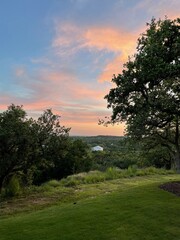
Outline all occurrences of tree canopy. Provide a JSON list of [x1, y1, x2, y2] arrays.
[[0, 105, 92, 192], [105, 17, 180, 171], [0, 105, 33, 187]]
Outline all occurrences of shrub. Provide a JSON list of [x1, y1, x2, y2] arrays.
[[105, 167, 121, 180], [46, 180, 61, 188], [64, 178, 80, 187], [127, 166, 137, 177], [4, 175, 21, 197]]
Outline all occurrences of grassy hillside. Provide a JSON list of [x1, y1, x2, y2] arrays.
[[0, 174, 180, 240]]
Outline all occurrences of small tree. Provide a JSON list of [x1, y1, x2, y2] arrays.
[[27, 109, 71, 185], [0, 106, 71, 191], [105, 17, 180, 171], [0, 105, 35, 192]]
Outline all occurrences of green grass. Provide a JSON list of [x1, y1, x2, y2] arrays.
[[60, 167, 175, 186], [0, 168, 175, 216], [0, 174, 180, 240]]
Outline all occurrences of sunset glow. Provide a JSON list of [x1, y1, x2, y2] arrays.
[[0, 0, 179, 136]]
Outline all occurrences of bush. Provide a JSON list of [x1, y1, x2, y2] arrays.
[[4, 175, 21, 197], [127, 166, 137, 177], [105, 167, 121, 180], [45, 180, 61, 188], [64, 178, 80, 187]]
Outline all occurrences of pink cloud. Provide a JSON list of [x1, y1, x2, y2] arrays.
[[84, 27, 136, 52], [3, 21, 140, 136], [4, 67, 114, 133], [52, 22, 138, 82], [1, 22, 136, 135], [35, 69, 107, 103], [66, 121, 125, 136], [53, 22, 137, 53]]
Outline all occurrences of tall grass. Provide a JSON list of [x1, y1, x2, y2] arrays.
[[58, 167, 175, 187], [16, 167, 175, 194]]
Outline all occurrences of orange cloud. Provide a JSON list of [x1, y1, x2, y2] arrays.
[[84, 27, 136, 52], [84, 27, 138, 82], [52, 23, 138, 82], [63, 121, 125, 136], [36, 69, 107, 103], [53, 22, 137, 53], [98, 55, 123, 83], [3, 21, 139, 136], [2, 22, 137, 136]]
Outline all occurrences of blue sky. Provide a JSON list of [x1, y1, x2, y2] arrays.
[[0, 0, 179, 135]]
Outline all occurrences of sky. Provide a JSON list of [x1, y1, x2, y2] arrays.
[[0, 0, 179, 136]]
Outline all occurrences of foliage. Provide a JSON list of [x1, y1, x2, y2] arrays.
[[72, 135, 124, 151], [139, 136, 172, 169], [105, 17, 180, 171], [34, 138, 93, 185], [76, 136, 172, 170], [3, 175, 22, 197], [0, 105, 36, 192], [89, 137, 142, 170], [62, 139, 92, 175], [0, 105, 92, 191], [30, 108, 71, 184], [91, 151, 137, 170], [44, 180, 61, 188]]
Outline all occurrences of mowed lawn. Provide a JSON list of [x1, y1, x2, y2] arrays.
[[0, 175, 180, 240]]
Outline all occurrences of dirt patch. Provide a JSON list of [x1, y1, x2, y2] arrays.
[[159, 181, 180, 197]]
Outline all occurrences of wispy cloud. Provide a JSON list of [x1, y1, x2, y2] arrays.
[[135, 0, 180, 19], [1, 19, 141, 135], [11, 65, 111, 124], [53, 22, 136, 53], [52, 22, 138, 82], [3, 0, 179, 135]]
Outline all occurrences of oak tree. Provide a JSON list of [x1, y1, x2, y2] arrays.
[[105, 18, 180, 171]]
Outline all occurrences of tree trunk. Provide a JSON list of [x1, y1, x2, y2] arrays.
[[174, 117, 180, 173], [174, 149, 180, 173]]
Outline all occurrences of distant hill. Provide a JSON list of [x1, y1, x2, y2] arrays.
[[70, 135, 125, 150]]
